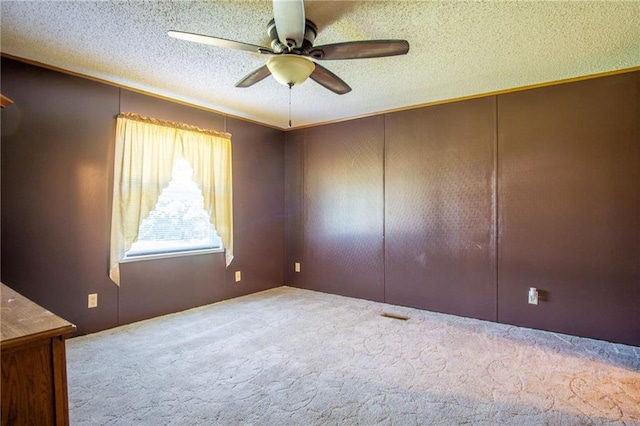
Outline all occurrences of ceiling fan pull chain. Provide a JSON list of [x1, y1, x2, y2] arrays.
[[288, 83, 293, 128]]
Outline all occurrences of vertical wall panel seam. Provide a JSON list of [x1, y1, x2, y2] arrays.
[[301, 129, 306, 272], [494, 95, 499, 323], [282, 132, 287, 285], [382, 115, 387, 303], [636, 72, 640, 338]]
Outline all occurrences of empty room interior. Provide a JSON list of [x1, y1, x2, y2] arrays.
[[1, 1, 638, 424]]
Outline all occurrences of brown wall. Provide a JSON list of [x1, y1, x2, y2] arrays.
[[1, 58, 285, 334], [2, 56, 637, 346], [2, 59, 120, 334], [285, 118, 385, 301], [497, 72, 639, 344], [285, 71, 639, 346], [385, 97, 497, 321]]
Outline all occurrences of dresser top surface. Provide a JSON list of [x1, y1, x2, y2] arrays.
[[1, 283, 76, 348]]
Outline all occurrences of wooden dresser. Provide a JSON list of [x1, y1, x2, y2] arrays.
[[1, 283, 76, 425]]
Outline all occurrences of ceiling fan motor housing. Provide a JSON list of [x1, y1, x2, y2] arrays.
[[267, 19, 317, 54]]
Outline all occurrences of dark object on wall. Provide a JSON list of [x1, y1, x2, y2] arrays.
[[0, 94, 13, 108]]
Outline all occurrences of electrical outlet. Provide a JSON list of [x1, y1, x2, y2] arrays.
[[88, 293, 98, 308], [235, 271, 241, 282], [295, 262, 301, 273], [528, 287, 538, 305]]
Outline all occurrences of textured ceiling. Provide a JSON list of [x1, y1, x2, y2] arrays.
[[1, 1, 639, 129]]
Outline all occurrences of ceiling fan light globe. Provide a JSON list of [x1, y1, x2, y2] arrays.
[[267, 55, 315, 87]]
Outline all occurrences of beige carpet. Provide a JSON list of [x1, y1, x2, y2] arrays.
[[67, 286, 640, 425]]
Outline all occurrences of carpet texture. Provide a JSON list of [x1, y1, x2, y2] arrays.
[[67, 286, 640, 425]]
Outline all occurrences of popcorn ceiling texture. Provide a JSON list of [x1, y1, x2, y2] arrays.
[[1, 1, 638, 129]]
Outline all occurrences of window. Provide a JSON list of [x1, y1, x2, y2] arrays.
[[124, 159, 223, 258], [109, 113, 233, 285]]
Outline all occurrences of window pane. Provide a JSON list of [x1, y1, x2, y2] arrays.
[[125, 158, 222, 257]]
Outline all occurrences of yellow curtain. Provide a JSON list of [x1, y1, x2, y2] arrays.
[[109, 113, 233, 285]]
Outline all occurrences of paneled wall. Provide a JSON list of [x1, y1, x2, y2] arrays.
[[385, 97, 497, 321], [497, 73, 639, 344], [286, 71, 639, 346], [2, 59, 120, 334], [1, 56, 637, 345], [1, 58, 285, 334], [285, 118, 385, 301]]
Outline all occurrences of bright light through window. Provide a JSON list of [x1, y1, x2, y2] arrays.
[[125, 158, 222, 258]]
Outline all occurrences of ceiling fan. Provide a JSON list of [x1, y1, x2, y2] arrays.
[[168, 0, 410, 95]]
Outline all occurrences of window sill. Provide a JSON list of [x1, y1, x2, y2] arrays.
[[120, 247, 224, 264]]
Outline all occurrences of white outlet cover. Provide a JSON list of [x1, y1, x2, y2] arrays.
[[88, 293, 98, 308]]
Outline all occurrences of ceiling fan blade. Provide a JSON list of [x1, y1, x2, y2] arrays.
[[235, 65, 272, 88], [309, 63, 351, 95], [308, 40, 409, 60], [273, 0, 305, 49], [168, 30, 272, 54]]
